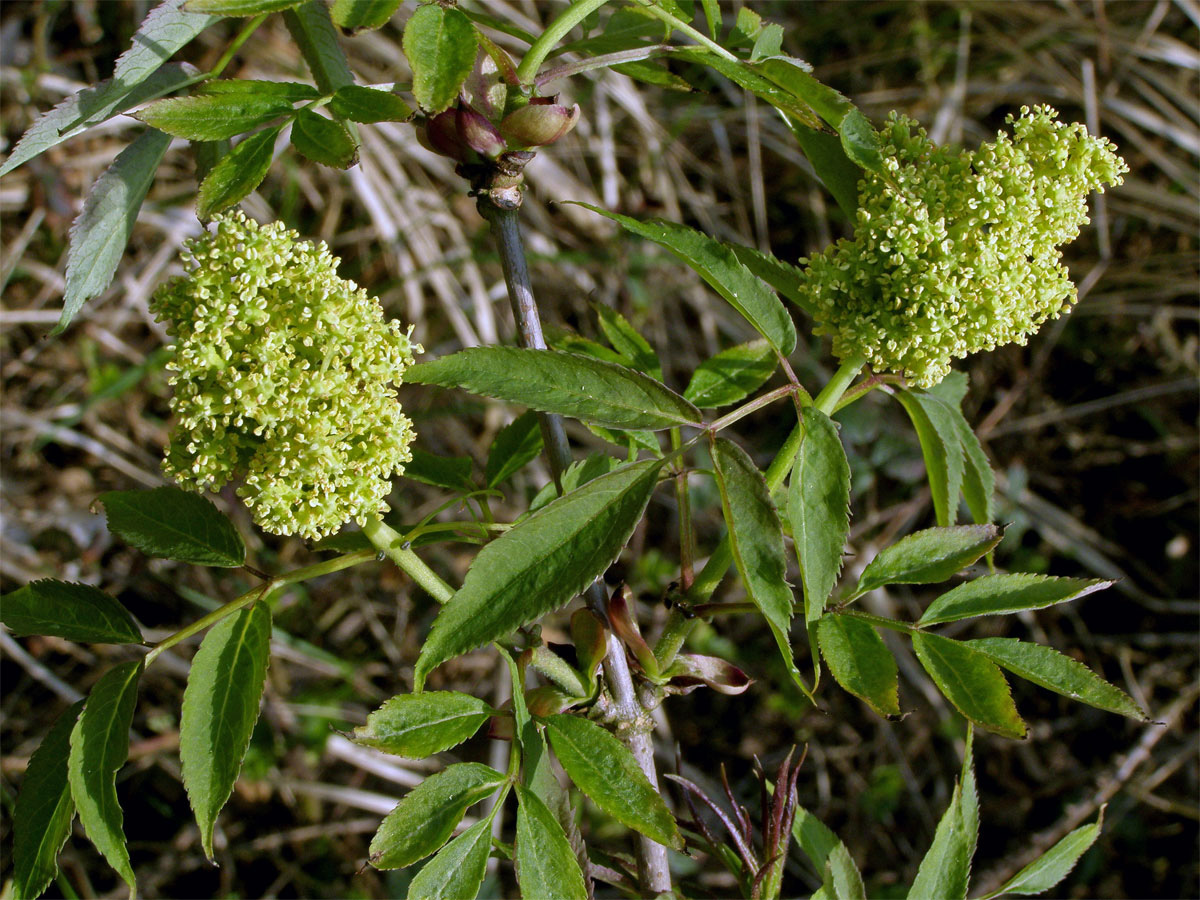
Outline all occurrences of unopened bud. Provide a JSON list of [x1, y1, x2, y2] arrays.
[[418, 110, 467, 160], [499, 101, 581, 148], [456, 104, 507, 159]]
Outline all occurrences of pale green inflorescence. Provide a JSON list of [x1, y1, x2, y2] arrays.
[[151, 212, 419, 540], [799, 105, 1128, 387]]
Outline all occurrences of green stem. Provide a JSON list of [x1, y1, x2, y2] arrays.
[[836, 608, 917, 635], [209, 14, 268, 79], [814, 354, 866, 415], [633, 0, 738, 60], [362, 517, 456, 605], [143, 549, 373, 666], [516, 0, 612, 84], [707, 384, 797, 434], [670, 428, 695, 591]]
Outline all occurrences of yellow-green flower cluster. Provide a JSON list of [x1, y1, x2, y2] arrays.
[[151, 212, 419, 539], [799, 106, 1127, 387]]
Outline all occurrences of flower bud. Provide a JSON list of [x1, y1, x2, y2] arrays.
[[456, 103, 507, 159], [499, 101, 581, 148], [418, 109, 467, 161]]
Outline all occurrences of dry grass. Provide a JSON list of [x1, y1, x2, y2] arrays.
[[1, 1, 1196, 897]]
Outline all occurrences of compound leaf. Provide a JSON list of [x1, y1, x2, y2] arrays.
[[403, 3, 478, 113], [196, 124, 282, 218], [912, 633, 1026, 739], [98, 486, 245, 567], [329, 84, 413, 122], [406, 816, 492, 900], [289, 108, 358, 168], [1, 580, 142, 644], [683, 339, 777, 409], [351, 691, 493, 759], [789, 406, 850, 617], [486, 410, 543, 488], [920, 574, 1113, 626], [284, 1, 355, 93], [984, 814, 1103, 899], [853, 525, 1002, 598], [515, 784, 588, 900], [134, 92, 294, 140], [817, 613, 899, 717]]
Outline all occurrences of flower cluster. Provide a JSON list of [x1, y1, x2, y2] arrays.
[[798, 105, 1128, 387], [151, 212, 419, 539]]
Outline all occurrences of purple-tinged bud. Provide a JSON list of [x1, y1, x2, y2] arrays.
[[499, 101, 581, 148], [418, 110, 467, 160], [456, 103, 507, 159]]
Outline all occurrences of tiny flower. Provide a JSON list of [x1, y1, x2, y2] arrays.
[[796, 106, 1128, 387], [499, 99, 581, 148], [151, 212, 420, 540]]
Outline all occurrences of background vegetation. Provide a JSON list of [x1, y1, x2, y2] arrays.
[[1, 1, 1196, 897]]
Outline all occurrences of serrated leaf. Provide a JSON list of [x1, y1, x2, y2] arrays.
[[674, 49, 822, 131], [352, 691, 493, 758], [196, 124, 281, 218], [180, 603, 271, 860], [570, 204, 796, 356], [408, 348, 701, 430], [711, 438, 810, 696], [529, 453, 621, 512], [546, 327, 628, 365], [825, 841, 867, 900], [284, 1, 355, 94], [98, 486, 246, 566], [854, 525, 1002, 598], [790, 406, 850, 619], [985, 815, 1103, 898], [406, 448, 473, 491], [329, 84, 413, 122], [952, 412, 995, 526], [68, 660, 143, 896], [1, 580, 142, 644], [515, 784, 589, 900], [0, 63, 196, 178], [817, 614, 899, 717], [57, 127, 170, 335], [907, 730, 978, 900], [369, 763, 505, 869], [895, 390, 964, 528], [683, 339, 777, 409], [415, 459, 664, 687], [792, 804, 840, 875], [486, 411, 543, 488], [290, 108, 358, 167], [135, 93, 295, 140], [786, 121, 862, 219], [185, 0, 302, 13], [725, 242, 818, 318], [968, 638, 1147, 721], [13, 700, 85, 900], [920, 575, 1113, 626], [403, 3, 478, 114], [407, 816, 492, 900], [912, 632, 1026, 739], [593, 303, 662, 380], [544, 714, 682, 849], [196, 79, 320, 102], [332, 0, 402, 32], [112, 0, 218, 91]]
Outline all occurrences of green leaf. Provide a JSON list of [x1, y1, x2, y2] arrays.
[[825, 841, 867, 900], [907, 730, 978, 900], [351, 691, 493, 758], [546, 327, 628, 365], [180, 603, 271, 860], [985, 814, 1103, 898], [514, 785, 589, 900], [725, 242, 817, 318], [408, 348, 701, 430], [817, 614, 899, 717], [1, 580, 142, 644], [0, 63, 196, 178], [68, 660, 143, 896], [12, 700, 84, 900], [406, 816, 492, 900], [755, 57, 884, 174], [912, 632, 1026, 739], [405, 448, 474, 491], [919, 574, 1114, 626], [593, 303, 662, 380], [284, 1, 356, 94], [196, 79, 320, 102], [98, 486, 246, 567], [791, 804, 839, 875], [683, 339, 777, 409], [415, 459, 664, 687], [950, 411, 995, 525], [699, 0, 720, 38], [528, 452, 621, 512], [544, 714, 682, 849], [369, 763, 505, 869], [711, 438, 810, 696], [57, 127, 171, 335], [329, 84, 413, 122], [968, 638, 1147, 721], [185, 0, 302, 13], [786, 120, 862, 219], [196, 124, 282, 218], [570, 204, 797, 356], [134, 93, 294, 140], [403, 3, 478, 114], [289, 108, 359, 168], [853, 525, 1002, 598], [674, 49, 822, 131], [486, 411, 543, 488], [789, 406, 850, 618], [332, 0, 402, 32], [112, 0, 219, 93], [895, 390, 964, 528]]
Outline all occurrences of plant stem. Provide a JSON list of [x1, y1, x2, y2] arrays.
[[814, 354, 867, 415], [479, 199, 672, 895], [708, 384, 797, 433], [516, 0, 612, 85], [362, 517, 456, 605], [144, 549, 374, 666], [670, 428, 695, 591], [209, 14, 268, 79], [633, 0, 739, 61]]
